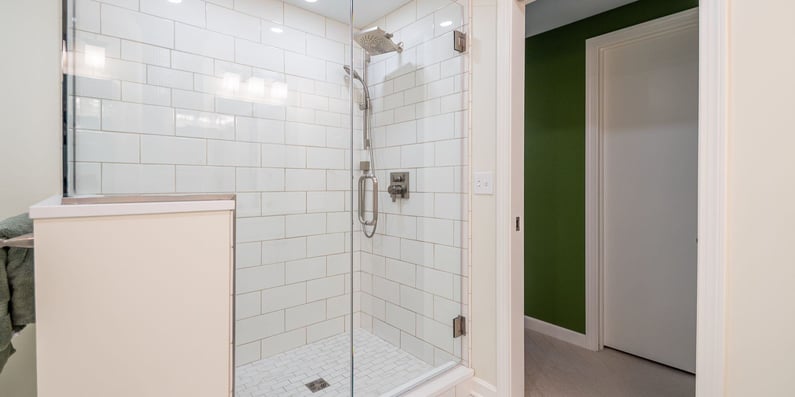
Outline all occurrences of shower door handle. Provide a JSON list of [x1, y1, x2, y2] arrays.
[[358, 175, 379, 227]]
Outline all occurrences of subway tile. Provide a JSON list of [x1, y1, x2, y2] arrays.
[[325, 19, 348, 43], [416, 167, 455, 193], [386, 121, 417, 146], [234, 0, 283, 23], [75, 76, 121, 100], [401, 142, 435, 168], [285, 169, 326, 191], [416, 267, 454, 300], [235, 39, 285, 72], [286, 256, 326, 284], [417, 217, 455, 246], [215, 97, 253, 116], [400, 239, 435, 267], [236, 193, 262, 218], [434, 245, 462, 275], [262, 237, 307, 265], [74, 162, 102, 195], [417, 113, 455, 142], [307, 317, 345, 343], [175, 22, 234, 61], [102, 164, 175, 194], [401, 332, 436, 365], [326, 170, 350, 191], [261, 21, 306, 53], [74, 0, 100, 33], [172, 89, 214, 112], [260, 329, 305, 359], [384, 1, 417, 32], [326, 253, 350, 276], [147, 65, 193, 90], [121, 40, 170, 67], [306, 35, 344, 64], [285, 213, 326, 238], [284, 52, 326, 81], [386, 302, 416, 333], [141, 135, 205, 165], [306, 233, 345, 257], [386, 214, 417, 240], [285, 122, 326, 147], [76, 131, 139, 163], [434, 296, 460, 323], [236, 117, 285, 144], [207, 140, 260, 166], [434, 3, 465, 36], [435, 139, 463, 166], [261, 192, 306, 216], [385, 259, 417, 287], [416, 316, 454, 353], [261, 144, 305, 168], [237, 242, 261, 269], [101, 5, 174, 48], [306, 147, 345, 170], [401, 192, 435, 217], [76, 97, 102, 130], [140, 0, 206, 27], [235, 263, 284, 294], [261, 283, 306, 313], [235, 311, 284, 344], [171, 51, 214, 75], [236, 292, 261, 320], [122, 82, 171, 106], [237, 216, 286, 243], [434, 192, 463, 220], [306, 275, 345, 302], [306, 192, 345, 213], [175, 165, 235, 192], [373, 319, 400, 347], [75, 30, 121, 59], [283, 4, 325, 37], [372, 276, 400, 304], [175, 109, 235, 140], [236, 167, 285, 192], [234, 341, 260, 366], [400, 285, 435, 314], [102, 100, 174, 135], [285, 301, 325, 330], [207, 4, 260, 42]]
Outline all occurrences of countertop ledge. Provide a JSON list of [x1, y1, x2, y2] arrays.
[[30, 195, 236, 219]]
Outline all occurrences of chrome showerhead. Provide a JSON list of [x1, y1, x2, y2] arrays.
[[355, 27, 404, 56]]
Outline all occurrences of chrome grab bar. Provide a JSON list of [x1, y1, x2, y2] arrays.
[[358, 174, 379, 227], [1, 233, 34, 249]]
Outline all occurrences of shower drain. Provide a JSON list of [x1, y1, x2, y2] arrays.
[[305, 378, 330, 393]]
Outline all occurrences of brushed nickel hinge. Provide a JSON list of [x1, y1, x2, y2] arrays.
[[454, 30, 467, 53], [453, 315, 467, 338], [516, 216, 521, 231]]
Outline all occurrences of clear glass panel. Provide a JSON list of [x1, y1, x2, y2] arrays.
[[64, 0, 467, 395], [351, 0, 468, 394]]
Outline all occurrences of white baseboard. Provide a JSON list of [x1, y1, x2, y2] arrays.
[[524, 315, 594, 350]]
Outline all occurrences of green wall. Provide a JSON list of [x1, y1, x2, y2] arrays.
[[524, 0, 699, 333]]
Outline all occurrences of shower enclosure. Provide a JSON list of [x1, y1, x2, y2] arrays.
[[63, 0, 469, 394]]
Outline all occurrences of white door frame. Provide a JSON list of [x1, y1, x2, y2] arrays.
[[585, 7, 699, 352], [496, 1, 526, 396], [514, 1, 728, 396]]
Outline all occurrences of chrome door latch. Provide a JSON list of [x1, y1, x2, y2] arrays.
[[387, 172, 410, 202]]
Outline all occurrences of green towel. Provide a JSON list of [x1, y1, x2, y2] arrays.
[[0, 213, 34, 373]]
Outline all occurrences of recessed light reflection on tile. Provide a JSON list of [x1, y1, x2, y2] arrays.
[[270, 27, 284, 34], [440, 21, 453, 28], [270, 82, 288, 100], [168, 0, 182, 3], [84, 44, 106, 69]]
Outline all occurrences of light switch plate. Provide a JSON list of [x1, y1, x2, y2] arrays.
[[474, 172, 494, 195]]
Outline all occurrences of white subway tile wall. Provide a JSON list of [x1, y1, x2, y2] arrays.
[[356, 0, 470, 369], [70, 0, 469, 380]]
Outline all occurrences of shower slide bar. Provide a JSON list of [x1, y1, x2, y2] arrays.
[[1, 233, 34, 249]]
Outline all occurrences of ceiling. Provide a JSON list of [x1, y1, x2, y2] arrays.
[[283, 0, 414, 28], [525, 0, 639, 37]]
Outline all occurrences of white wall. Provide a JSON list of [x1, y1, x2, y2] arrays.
[[725, 0, 795, 395], [0, 1, 62, 396], [469, 0, 498, 386]]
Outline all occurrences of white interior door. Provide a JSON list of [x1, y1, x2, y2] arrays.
[[601, 17, 698, 373]]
